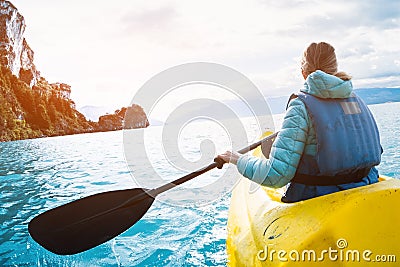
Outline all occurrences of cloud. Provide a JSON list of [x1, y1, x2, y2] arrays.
[[121, 5, 178, 33], [11, 0, 400, 108], [258, 0, 316, 8], [269, 0, 399, 39], [254, 0, 400, 93], [353, 75, 400, 88], [340, 42, 375, 59], [356, 0, 400, 29]]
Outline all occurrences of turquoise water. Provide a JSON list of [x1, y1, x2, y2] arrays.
[[0, 102, 399, 266], [370, 103, 400, 178]]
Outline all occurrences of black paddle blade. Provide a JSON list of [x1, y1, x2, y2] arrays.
[[28, 188, 154, 255]]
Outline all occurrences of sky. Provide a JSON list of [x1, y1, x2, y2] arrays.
[[11, 0, 400, 111]]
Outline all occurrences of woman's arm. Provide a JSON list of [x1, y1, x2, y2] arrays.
[[236, 98, 310, 188]]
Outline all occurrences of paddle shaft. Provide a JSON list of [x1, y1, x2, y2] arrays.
[[52, 131, 278, 229], [149, 131, 278, 196]]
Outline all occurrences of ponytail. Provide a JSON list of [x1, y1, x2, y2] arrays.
[[301, 42, 351, 81]]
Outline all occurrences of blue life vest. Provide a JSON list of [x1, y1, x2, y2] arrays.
[[291, 92, 382, 186]]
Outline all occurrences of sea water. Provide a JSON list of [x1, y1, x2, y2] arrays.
[[0, 102, 399, 266]]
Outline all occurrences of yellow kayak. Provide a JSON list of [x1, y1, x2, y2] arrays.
[[226, 133, 400, 266]]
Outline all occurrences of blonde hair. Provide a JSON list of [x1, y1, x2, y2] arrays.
[[301, 42, 351, 81]]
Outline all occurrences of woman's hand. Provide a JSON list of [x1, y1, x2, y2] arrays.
[[217, 151, 241, 165]]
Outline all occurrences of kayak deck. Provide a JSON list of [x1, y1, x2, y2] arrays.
[[227, 142, 400, 266]]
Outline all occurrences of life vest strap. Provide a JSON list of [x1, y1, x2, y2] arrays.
[[291, 168, 371, 186]]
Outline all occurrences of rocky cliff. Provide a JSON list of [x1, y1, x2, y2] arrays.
[[0, 0, 39, 87], [97, 105, 149, 132]]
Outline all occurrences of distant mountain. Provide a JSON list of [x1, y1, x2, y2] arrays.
[[266, 96, 290, 114], [148, 118, 164, 126], [266, 88, 400, 114], [79, 88, 400, 127], [78, 106, 115, 122], [142, 88, 400, 126], [353, 88, 400, 105]]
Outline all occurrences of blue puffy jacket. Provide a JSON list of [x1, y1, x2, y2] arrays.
[[236, 70, 380, 202]]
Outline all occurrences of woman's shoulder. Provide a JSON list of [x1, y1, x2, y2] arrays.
[[285, 96, 308, 119]]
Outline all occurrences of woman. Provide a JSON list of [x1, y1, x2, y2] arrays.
[[217, 42, 382, 202]]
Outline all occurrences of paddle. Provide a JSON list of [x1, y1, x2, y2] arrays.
[[28, 132, 278, 255]]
